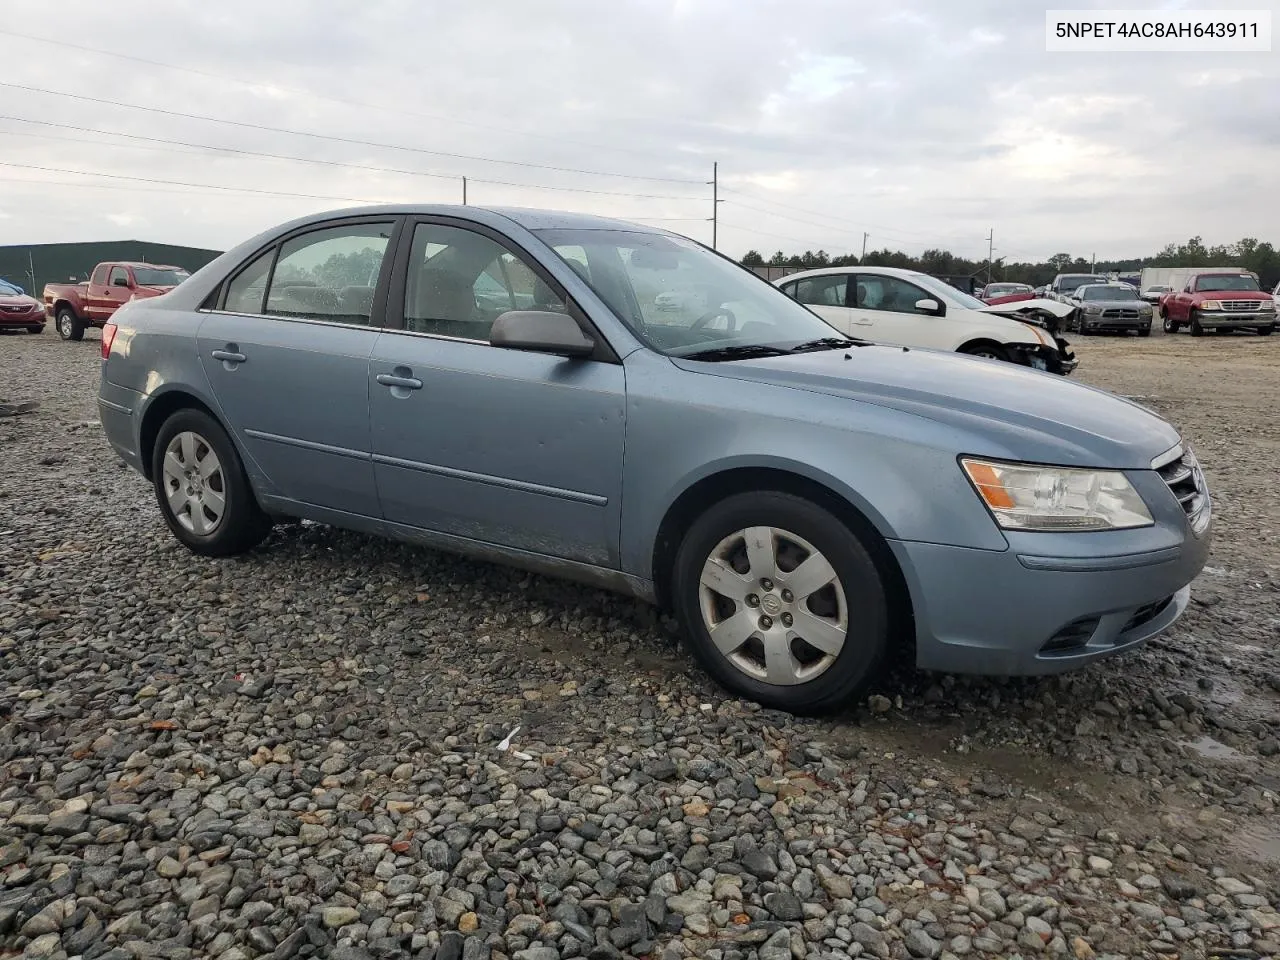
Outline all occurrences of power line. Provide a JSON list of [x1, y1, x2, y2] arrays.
[[0, 165, 710, 224], [722, 198, 938, 250], [0, 117, 708, 201], [0, 81, 705, 185], [0, 28, 691, 166], [720, 186, 986, 245]]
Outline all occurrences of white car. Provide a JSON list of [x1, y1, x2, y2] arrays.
[[776, 266, 1079, 375]]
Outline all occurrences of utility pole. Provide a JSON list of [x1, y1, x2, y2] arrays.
[[462, 177, 467, 205], [1090, 252, 1096, 272], [986, 229, 995, 284], [861, 233, 869, 261], [708, 162, 724, 249]]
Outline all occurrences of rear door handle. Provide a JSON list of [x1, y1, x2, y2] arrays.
[[376, 372, 423, 390], [211, 349, 247, 363]]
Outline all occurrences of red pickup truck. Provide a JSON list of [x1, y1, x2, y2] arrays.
[[1161, 271, 1276, 337], [44, 261, 190, 341]]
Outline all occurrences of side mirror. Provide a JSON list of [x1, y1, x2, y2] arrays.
[[112, 277, 131, 288], [490, 310, 595, 358], [915, 298, 943, 316]]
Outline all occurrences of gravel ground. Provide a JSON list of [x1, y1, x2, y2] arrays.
[[2, 326, 1277, 960]]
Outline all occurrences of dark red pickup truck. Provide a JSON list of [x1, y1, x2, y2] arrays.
[[1161, 272, 1276, 336], [44, 261, 190, 341]]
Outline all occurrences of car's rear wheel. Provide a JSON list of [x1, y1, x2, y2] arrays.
[[56, 308, 84, 341], [959, 342, 1010, 362], [671, 491, 889, 714], [1162, 314, 1178, 334], [151, 408, 270, 557], [1190, 312, 1205, 337]]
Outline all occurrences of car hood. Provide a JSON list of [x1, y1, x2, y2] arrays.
[[672, 345, 1180, 469], [978, 297, 1074, 319], [0, 294, 39, 307]]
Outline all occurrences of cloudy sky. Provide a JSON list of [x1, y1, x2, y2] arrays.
[[0, 0, 1276, 263]]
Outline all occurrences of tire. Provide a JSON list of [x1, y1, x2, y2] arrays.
[[1189, 312, 1204, 337], [27, 325, 44, 334], [959, 342, 1010, 362], [1163, 314, 1179, 334], [151, 408, 271, 557], [1258, 325, 1273, 336], [671, 491, 889, 714], [56, 307, 84, 341], [1138, 326, 1151, 337]]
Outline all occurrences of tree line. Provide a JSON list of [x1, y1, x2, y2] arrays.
[[740, 237, 1280, 289]]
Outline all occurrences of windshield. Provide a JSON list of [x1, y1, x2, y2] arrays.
[[1058, 275, 1106, 293], [534, 228, 844, 357], [0, 280, 22, 296], [907, 273, 988, 310], [133, 267, 190, 286], [1081, 285, 1140, 301], [1194, 274, 1260, 293], [1145, 285, 1170, 293]]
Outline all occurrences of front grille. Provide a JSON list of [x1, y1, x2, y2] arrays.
[[1101, 308, 1140, 319], [1040, 617, 1100, 655], [1221, 300, 1262, 312], [1121, 596, 1174, 634], [1, 304, 33, 314], [1154, 445, 1210, 534]]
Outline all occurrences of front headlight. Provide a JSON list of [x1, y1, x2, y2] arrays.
[[961, 458, 1154, 532], [1084, 305, 1102, 315], [1259, 300, 1275, 311], [1140, 305, 1153, 315], [1199, 300, 1222, 310]]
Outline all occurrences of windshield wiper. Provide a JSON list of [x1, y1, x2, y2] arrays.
[[787, 337, 869, 353], [681, 343, 792, 362]]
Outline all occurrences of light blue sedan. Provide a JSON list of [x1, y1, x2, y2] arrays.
[[97, 206, 1211, 713]]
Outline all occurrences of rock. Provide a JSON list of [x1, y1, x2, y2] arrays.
[[740, 848, 779, 879], [458, 912, 479, 933], [1087, 856, 1112, 875], [323, 906, 361, 929], [1071, 937, 1096, 960], [905, 928, 942, 958], [20, 899, 68, 938], [868, 695, 892, 714], [1215, 877, 1254, 895], [759, 928, 793, 960], [765, 890, 804, 921]]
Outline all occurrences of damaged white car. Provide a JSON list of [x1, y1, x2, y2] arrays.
[[777, 266, 1078, 374]]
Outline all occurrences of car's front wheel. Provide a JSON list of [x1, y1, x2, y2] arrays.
[[1163, 314, 1179, 334], [151, 408, 271, 557], [1190, 311, 1205, 337], [672, 491, 889, 714], [959, 342, 1010, 362], [26, 325, 44, 334], [1258, 325, 1274, 336], [56, 308, 84, 341]]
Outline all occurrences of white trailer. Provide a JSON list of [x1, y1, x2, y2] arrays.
[[1140, 266, 1246, 293]]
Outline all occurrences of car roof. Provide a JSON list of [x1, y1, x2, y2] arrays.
[[262, 204, 667, 235], [116, 262, 186, 270], [776, 265, 931, 281]]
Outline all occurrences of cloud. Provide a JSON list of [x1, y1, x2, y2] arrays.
[[0, 0, 1274, 264]]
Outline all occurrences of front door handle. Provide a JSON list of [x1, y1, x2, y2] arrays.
[[211, 349, 247, 363], [376, 372, 423, 390]]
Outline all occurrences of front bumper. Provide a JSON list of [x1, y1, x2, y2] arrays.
[[0, 311, 44, 326], [1195, 311, 1274, 328], [1082, 317, 1152, 332], [1009, 340, 1078, 376], [890, 502, 1211, 677]]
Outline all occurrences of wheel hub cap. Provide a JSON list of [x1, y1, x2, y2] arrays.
[[698, 525, 849, 687], [161, 431, 226, 536]]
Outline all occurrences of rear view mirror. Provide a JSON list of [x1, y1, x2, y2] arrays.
[[915, 298, 942, 315], [112, 277, 130, 288], [490, 310, 595, 358], [629, 246, 680, 270]]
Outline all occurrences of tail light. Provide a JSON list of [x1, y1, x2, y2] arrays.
[[101, 322, 118, 359]]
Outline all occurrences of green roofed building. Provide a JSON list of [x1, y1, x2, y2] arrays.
[[0, 240, 222, 297]]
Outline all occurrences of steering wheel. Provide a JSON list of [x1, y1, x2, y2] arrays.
[[690, 306, 738, 332]]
